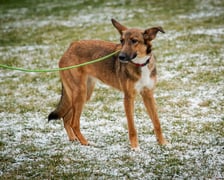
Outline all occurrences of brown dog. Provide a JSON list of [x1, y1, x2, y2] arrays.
[[48, 19, 168, 150]]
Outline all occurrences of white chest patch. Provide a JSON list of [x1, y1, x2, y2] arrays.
[[135, 66, 154, 92], [135, 56, 154, 92]]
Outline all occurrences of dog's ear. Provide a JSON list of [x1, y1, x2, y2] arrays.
[[143, 27, 165, 41], [111, 18, 127, 35]]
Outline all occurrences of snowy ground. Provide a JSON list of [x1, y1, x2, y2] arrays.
[[0, 0, 223, 179]]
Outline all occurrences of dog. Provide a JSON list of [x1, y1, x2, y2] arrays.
[[48, 19, 168, 150]]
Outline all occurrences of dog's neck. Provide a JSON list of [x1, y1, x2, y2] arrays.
[[130, 55, 151, 67]]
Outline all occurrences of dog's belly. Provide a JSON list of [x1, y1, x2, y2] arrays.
[[135, 66, 154, 92]]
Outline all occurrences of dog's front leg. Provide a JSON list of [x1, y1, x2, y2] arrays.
[[124, 92, 139, 150], [140, 88, 168, 145]]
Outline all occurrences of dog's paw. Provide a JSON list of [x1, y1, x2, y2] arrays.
[[159, 138, 169, 145], [88, 141, 97, 146], [69, 137, 78, 142], [160, 139, 172, 148], [131, 146, 141, 152]]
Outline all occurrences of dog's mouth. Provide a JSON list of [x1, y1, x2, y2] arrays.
[[118, 52, 137, 63], [119, 60, 129, 63]]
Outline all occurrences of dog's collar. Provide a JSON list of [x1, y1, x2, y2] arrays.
[[130, 55, 151, 67]]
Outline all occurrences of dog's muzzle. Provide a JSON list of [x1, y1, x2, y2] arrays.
[[118, 52, 137, 63]]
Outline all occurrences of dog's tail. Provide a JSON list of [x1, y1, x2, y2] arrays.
[[48, 84, 69, 121]]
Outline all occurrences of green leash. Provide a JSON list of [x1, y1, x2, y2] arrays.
[[0, 50, 120, 73]]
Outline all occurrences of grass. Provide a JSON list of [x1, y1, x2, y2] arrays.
[[0, 0, 224, 179]]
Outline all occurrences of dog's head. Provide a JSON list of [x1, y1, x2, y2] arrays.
[[111, 18, 164, 63]]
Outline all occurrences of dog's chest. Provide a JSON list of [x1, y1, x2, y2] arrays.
[[135, 66, 154, 92]]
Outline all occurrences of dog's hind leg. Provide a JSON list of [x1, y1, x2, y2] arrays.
[[70, 75, 89, 145], [64, 76, 95, 142], [62, 69, 89, 145], [140, 88, 168, 145], [63, 108, 78, 141], [59, 68, 89, 145]]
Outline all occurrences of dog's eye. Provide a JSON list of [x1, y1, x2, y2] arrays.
[[131, 39, 138, 44], [120, 39, 124, 45]]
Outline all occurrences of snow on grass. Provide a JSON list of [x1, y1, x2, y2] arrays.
[[0, 0, 224, 179], [192, 27, 224, 36]]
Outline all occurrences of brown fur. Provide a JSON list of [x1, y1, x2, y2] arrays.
[[48, 19, 168, 150]]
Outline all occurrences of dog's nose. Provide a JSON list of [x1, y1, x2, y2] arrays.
[[118, 52, 128, 61]]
